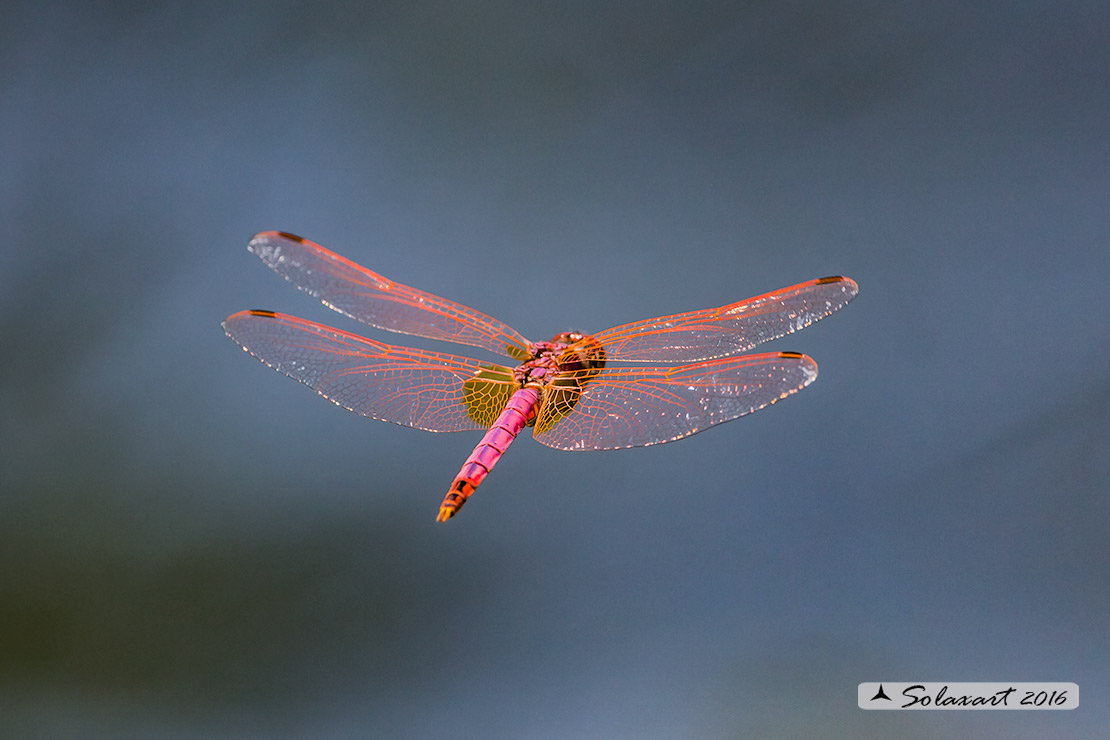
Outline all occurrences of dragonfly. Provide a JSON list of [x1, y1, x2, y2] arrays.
[[223, 232, 858, 521]]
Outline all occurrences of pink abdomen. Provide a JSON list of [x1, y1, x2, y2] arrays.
[[436, 386, 540, 521]]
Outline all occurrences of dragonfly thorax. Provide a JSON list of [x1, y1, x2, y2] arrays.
[[514, 332, 607, 388]]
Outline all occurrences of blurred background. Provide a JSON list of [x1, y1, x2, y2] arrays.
[[2, 1, 1107, 737]]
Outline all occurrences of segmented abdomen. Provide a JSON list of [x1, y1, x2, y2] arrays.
[[437, 386, 540, 521]]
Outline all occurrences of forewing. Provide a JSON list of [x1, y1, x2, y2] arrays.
[[533, 352, 818, 450], [223, 310, 515, 432], [247, 232, 533, 359], [591, 276, 857, 362]]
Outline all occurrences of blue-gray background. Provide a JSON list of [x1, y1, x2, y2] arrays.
[[2, 1, 1107, 737]]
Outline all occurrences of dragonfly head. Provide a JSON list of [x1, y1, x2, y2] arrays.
[[550, 331, 607, 375]]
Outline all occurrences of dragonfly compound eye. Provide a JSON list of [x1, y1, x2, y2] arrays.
[[556, 334, 606, 378]]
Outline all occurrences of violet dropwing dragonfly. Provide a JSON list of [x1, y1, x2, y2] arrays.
[[223, 232, 858, 521]]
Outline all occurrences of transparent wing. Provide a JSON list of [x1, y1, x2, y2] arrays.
[[590, 276, 858, 363], [223, 310, 516, 432], [532, 352, 818, 450], [247, 231, 533, 359]]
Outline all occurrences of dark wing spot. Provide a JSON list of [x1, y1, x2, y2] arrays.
[[276, 231, 306, 242], [248, 309, 278, 318], [816, 275, 846, 284], [778, 351, 805, 358]]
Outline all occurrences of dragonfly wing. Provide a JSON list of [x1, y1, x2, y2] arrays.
[[591, 276, 857, 362], [247, 232, 533, 359], [532, 352, 818, 450], [223, 310, 516, 432]]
